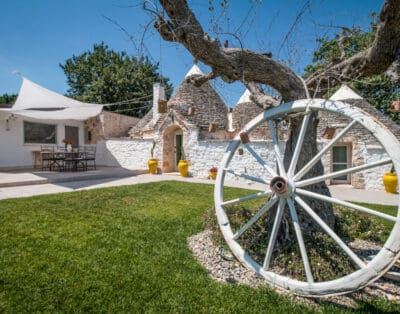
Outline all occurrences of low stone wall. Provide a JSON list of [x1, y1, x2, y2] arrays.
[[97, 138, 389, 191], [360, 144, 391, 191], [188, 139, 276, 181], [96, 138, 158, 170]]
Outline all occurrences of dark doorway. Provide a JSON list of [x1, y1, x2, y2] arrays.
[[175, 134, 183, 165], [331, 144, 351, 184], [65, 125, 79, 146]]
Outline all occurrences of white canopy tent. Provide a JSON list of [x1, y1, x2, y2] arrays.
[[0, 78, 103, 120]]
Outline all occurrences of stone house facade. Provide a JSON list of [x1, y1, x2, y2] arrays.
[[96, 65, 399, 191], [84, 111, 139, 144], [128, 64, 232, 173]]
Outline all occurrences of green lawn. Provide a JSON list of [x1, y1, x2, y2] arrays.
[[0, 181, 398, 313]]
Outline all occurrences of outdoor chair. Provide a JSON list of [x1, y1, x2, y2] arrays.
[[62, 148, 83, 171], [74, 150, 87, 171], [51, 145, 68, 171], [84, 146, 96, 170], [40, 145, 55, 171]]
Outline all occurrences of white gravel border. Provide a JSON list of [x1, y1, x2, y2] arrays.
[[188, 230, 400, 308]]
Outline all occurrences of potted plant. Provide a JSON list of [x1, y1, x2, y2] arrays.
[[178, 146, 189, 177], [209, 166, 218, 180], [382, 165, 398, 194], [148, 141, 158, 174], [62, 138, 73, 152]]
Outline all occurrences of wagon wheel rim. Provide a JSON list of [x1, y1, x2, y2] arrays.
[[214, 99, 400, 297]]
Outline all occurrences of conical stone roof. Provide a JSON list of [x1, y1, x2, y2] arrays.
[[232, 89, 264, 131], [329, 85, 363, 101], [168, 64, 228, 131]]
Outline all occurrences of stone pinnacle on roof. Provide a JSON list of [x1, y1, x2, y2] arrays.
[[329, 85, 363, 101], [237, 89, 252, 104], [185, 64, 204, 78]]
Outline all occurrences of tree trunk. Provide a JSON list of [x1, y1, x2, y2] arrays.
[[268, 113, 334, 246]]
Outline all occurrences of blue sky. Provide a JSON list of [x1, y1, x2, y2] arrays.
[[0, 0, 383, 106]]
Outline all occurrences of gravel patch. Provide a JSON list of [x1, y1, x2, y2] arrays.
[[188, 230, 400, 309]]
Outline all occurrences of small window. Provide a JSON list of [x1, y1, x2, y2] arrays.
[[24, 121, 56, 144], [331, 145, 351, 184]]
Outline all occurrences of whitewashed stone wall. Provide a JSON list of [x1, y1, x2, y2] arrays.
[[188, 140, 277, 183], [359, 144, 391, 191], [97, 138, 390, 191], [96, 138, 159, 170]]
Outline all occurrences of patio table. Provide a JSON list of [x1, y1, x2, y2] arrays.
[[62, 151, 86, 172]]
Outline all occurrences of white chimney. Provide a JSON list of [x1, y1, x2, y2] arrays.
[[227, 111, 234, 132], [153, 82, 166, 126]]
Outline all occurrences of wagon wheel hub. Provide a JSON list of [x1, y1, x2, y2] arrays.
[[270, 176, 294, 197]]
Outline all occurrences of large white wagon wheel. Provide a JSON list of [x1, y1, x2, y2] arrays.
[[214, 99, 400, 297]]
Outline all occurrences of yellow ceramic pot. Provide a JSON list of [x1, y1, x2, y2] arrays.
[[382, 172, 398, 194], [178, 160, 189, 177], [148, 158, 158, 174], [209, 171, 217, 180]]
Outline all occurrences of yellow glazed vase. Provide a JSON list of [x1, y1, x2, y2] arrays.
[[209, 171, 217, 180], [148, 158, 158, 175], [382, 172, 398, 194], [178, 160, 189, 177]]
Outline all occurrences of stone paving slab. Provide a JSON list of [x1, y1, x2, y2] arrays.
[[0, 172, 48, 187], [0, 167, 144, 188], [0, 171, 397, 206]]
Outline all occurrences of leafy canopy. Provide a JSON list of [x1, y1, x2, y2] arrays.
[[305, 19, 399, 123], [60, 42, 172, 117], [0, 93, 17, 106]]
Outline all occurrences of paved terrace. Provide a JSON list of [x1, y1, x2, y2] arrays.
[[0, 167, 398, 205]]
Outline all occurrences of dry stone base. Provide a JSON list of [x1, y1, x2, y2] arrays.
[[188, 230, 400, 309], [188, 230, 265, 287]]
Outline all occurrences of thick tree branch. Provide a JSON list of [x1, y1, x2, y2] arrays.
[[186, 71, 217, 87], [155, 0, 306, 101], [244, 82, 280, 109], [306, 0, 400, 93], [155, 0, 399, 103], [385, 48, 400, 84]]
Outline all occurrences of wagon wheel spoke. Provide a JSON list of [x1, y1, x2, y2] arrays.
[[221, 190, 272, 206], [295, 158, 392, 188], [224, 168, 270, 185], [287, 112, 311, 178], [233, 195, 278, 240], [296, 188, 398, 222], [287, 197, 314, 283], [243, 144, 278, 177], [293, 120, 357, 181], [268, 120, 286, 176], [263, 198, 286, 270], [294, 195, 366, 269]]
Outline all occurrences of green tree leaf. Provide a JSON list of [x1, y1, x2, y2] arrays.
[[0, 93, 17, 105], [304, 21, 399, 123], [60, 42, 173, 117]]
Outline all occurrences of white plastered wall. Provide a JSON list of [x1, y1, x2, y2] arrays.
[[0, 112, 84, 168]]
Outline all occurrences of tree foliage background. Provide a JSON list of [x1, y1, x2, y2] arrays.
[[0, 94, 17, 106], [304, 18, 399, 123], [60, 42, 172, 118]]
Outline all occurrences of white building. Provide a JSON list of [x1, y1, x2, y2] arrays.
[[0, 78, 137, 169]]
